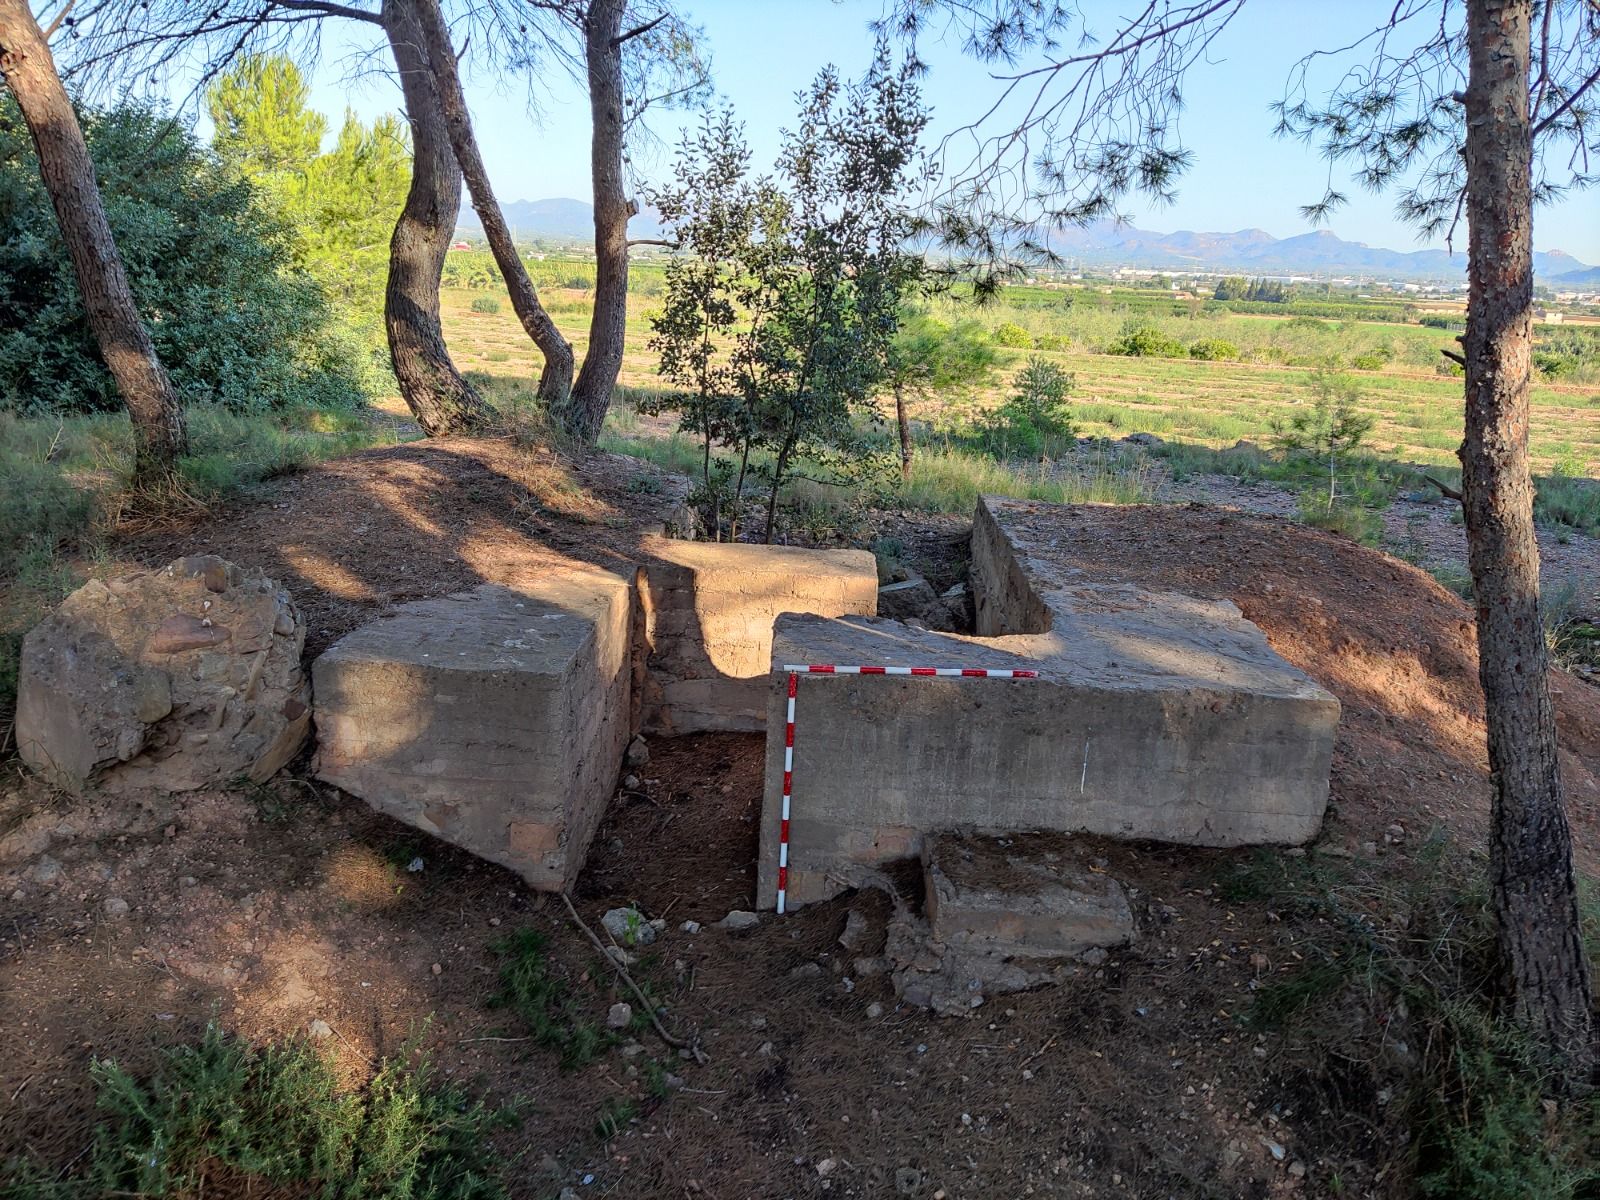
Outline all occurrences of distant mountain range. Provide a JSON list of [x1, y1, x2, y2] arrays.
[[1045, 221, 1594, 282], [464, 199, 1595, 284]]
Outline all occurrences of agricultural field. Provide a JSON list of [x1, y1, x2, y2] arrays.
[[439, 265, 1600, 479]]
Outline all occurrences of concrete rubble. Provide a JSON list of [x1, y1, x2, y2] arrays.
[[15, 555, 309, 793]]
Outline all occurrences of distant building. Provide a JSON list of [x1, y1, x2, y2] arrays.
[[450, 241, 471, 251], [1536, 308, 1565, 323]]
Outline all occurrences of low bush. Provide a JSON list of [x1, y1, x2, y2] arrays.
[[1105, 318, 1186, 358], [470, 296, 502, 314], [977, 357, 1076, 459], [992, 322, 1033, 349], [1187, 338, 1239, 361], [1, 1024, 512, 1199]]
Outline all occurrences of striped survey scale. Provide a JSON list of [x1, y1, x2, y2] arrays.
[[775, 662, 1041, 914]]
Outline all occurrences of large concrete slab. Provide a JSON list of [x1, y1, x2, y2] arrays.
[[757, 496, 1339, 909], [313, 569, 631, 891], [638, 537, 877, 735]]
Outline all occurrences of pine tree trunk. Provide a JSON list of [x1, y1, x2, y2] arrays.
[[563, 0, 630, 444], [0, 0, 187, 483], [895, 383, 914, 481], [1461, 0, 1594, 1082], [381, 0, 492, 436], [408, 0, 575, 413]]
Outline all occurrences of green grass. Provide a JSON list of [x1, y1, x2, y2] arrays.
[[485, 927, 614, 1069], [0, 1024, 512, 1199]]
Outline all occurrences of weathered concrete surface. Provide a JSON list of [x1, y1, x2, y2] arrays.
[[313, 569, 631, 891], [924, 832, 1134, 957], [758, 496, 1339, 909], [16, 556, 309, 794], [638, 538, 876, 735]]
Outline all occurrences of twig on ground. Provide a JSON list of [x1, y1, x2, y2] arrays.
[[458, 1035, 534, 1044], [559, 892, 708, 1063], [1423, 473, 1464, 503]]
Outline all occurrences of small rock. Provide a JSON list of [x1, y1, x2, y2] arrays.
[[788, 961, 824, 981], [601, 906, 656, 946], [619, 1040, 645, 1058], [405, 856, 424, 873], [1077, 946, 1109, 966], [623, 774, 640, 790], [625, 735, 650, 767], [866, 1002, 884, 1019], [559, 1189, 579, 1200], [431, 962, 443, 976], [9, 888, 24, 902], [607, 1002, 633, 1029], [1289, 1161, 1307, 1179], [757, 1040, 774, 1056], [103, 897, 129, 918], [816, 1158, 837, 1178], [29, 856, 61, 885], [309, 1019, 334, 1040], [716, 909, 759, 931], [605, 945, 637, 966], [1262, 1138, 1286, 1161], [750, 1015, 768, 1029], [680, 919, 702, 934], [179, 875, 197, 887], [895, 1166, 922, 1194], [838, 909, 870, 951], [853, 955, 889, 977], [663, 1072, 685, 1090]]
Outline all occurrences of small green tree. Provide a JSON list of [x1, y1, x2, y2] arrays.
[[1273, 371, 1376, 512], [982, 356, 1076, 460], [886, 312, 998, 479], [745, 40, 932, 541], [646, 108, 773, 539]]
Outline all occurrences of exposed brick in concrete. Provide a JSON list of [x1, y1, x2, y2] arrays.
[[637, 538, 877, 735], [313, 570, 632, 891], [758, 496, 1340, 909]]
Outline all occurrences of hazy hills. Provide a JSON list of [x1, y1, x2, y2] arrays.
[[461, 199, 1594, 283]]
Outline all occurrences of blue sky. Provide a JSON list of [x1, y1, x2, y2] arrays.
[[303, 0, 1599, 262]]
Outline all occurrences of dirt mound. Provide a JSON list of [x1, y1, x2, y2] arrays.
[[1011, 501, 1600, 869], [122, 435, 691, 659]]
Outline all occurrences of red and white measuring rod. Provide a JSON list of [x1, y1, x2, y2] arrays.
[[775, 662, 1040, 914]]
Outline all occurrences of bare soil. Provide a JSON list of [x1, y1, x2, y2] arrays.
[[5, 436, 1600, 1199]]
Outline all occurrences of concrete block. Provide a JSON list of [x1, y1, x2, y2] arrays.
[[757, 496, 1339, 909], [313, 569, 631, 891], [924, 833, 1133, 957], [637, 537, 877, 735]]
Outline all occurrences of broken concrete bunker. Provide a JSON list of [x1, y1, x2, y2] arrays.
[[311, 494, 1336, 920]]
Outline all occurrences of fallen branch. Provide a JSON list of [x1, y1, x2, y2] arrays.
[[1440, 348, 1467, 367], [1423, 473, 1464, 503], [559, 892, 708, 1063]]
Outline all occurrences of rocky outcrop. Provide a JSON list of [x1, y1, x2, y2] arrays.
[[16, 556, 309, 793]]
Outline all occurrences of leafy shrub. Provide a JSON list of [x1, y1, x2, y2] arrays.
[[1187, 338, 1239, 361], [486, 927, 613, 1069], [980, 356, 1076, 458], [1105, 318, 1185, 358], [1033, 332, 1069, 352], [0, 96, 368, 416], [1284, 316, 1330, 332], [29, 1023, 514, 1200], [470, 296, 502, 314], [992, 322, 1033, 348], [1350, 352, 1387, 371], [1420, 313, 1464, 330], [564, 274, 595, 291]]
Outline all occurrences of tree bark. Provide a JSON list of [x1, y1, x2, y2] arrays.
[[0, 0, 187, 483], [562, 0, 630, 443], [380, 0, 492, 436], [1461, 0, 1594, 1081], [894, 383, 914, 481], [409, 0, 575, 413]]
